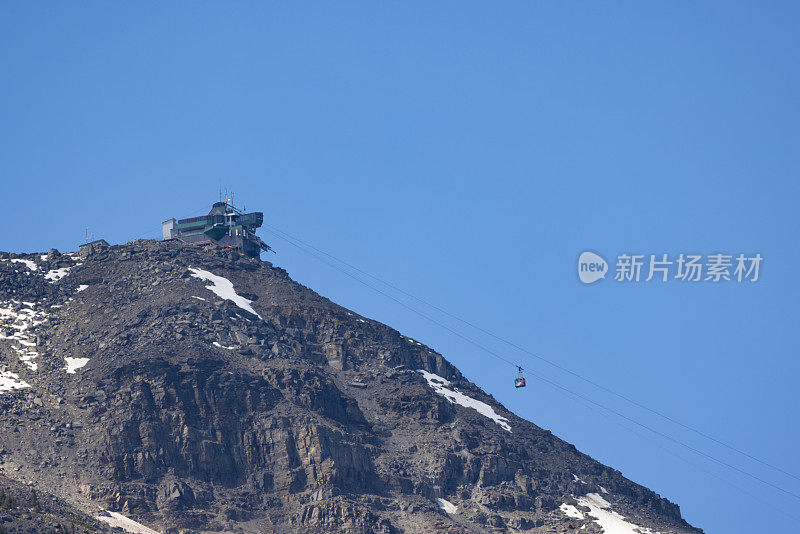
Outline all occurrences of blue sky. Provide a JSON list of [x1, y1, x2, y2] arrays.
[[2, 3, 799, 532]]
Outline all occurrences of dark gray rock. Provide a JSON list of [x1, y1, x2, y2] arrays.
[[0, 240, 703, 533]]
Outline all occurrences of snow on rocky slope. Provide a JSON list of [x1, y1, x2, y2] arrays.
[[0, 241, 703, 533]]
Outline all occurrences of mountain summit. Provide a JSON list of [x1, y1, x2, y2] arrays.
[[0, 239, 702, 533]]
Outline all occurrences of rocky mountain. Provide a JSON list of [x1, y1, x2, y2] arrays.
[[0, 239, 702, 533]]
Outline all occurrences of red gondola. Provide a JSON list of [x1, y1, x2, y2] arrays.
[[514, 366, 526, 388]]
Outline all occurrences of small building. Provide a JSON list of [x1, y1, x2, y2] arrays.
[[162, 202, 271, 258], [78, 239, 109, 256]]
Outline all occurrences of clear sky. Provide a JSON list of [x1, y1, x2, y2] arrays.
[[2, 3, 799, 532]]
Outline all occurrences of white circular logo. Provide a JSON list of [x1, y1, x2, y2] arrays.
[[578, 251, 608, 284]]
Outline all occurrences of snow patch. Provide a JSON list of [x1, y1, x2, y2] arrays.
[[436, 498, 457, 514], [571, 493, 660, 534], [0, 302, 48, 371], [96, 511, 159, 534], [64, 357, 90, 374], [560, 503, 584, 520], [44, 267, 72, 282], [188, 268, 261, 319], [418, 370, 511, 432], [213, 341, 236, 350], [76, 284, 89, 292], [10, 259, 38, 271], [0, 371, 30, 393], [191, 296, 206, 301]]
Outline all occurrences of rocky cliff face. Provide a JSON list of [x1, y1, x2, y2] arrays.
[[0, 240, 702, 533]]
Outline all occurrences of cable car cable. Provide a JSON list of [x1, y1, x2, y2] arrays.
[[261, 221, 800, 485], [261, 224, 800, 503], [555, 382, 800, 522]]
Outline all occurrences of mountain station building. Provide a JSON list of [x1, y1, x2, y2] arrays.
[[162, 202, 271, 258]]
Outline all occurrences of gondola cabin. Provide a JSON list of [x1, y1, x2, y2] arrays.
[[514, 367, 526, 388]]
